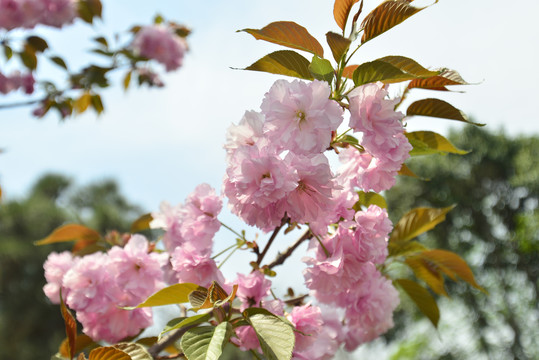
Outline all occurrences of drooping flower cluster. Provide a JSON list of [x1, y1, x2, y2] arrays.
[[0, 70, 34, 94], [131, 24, 188, 72], [0, 0, 77, 30], [43, 235, 168, 343]]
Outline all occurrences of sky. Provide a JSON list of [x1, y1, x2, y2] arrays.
[[1, 0, 538, 357]]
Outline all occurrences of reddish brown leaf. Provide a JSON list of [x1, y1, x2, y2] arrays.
[[239, 21, 323, 57], [60, 295, 77, 360], [88, 346, 131, 360], [333, 0, 360, 31], [326, 31, 351, 62], [407, 98, 485, 126], [408, 68, 469, 90], [35, 224, 101, 246], [342, 64, 358, 79], [60, 334, 95, 359], [405, 256, 448, 296]]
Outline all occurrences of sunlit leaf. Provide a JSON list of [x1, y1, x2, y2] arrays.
[[130, 213, 153, 233], [398, 163, 420, 178], [19, 44, 37, 70], [308, 56, 334, 83], [35, 224, 101, 246], [326, 32, 351, 62], [159, 313, 212, 340], [88, 346, 131, 360], [189, 288, 211, 311], [243, 50, 313, 80], [180, 323, 233, 360], [123, 71, 132, 91], [388, 240, 427, 257], [113, 343, 152, 360], [408, 68, 469, 90], [406, 131, 469, 156], [353, 191, 387, 211], [130, 283, 202, 308], [405, 256, 448, 296], [390, 206, 455, 244], [60, 294, 77, 360], [361, 0, 436, 43], [239, 21, 323, 57], [377, 56, 439, 78], [420, 249, 485, 292], [395, 279, 440, 327], [243, 308, 295, 360], [352, 60, 417, 86], [333, 0, 360, 31], [75, 92, 92, 114], [406, 98, 485, 126]]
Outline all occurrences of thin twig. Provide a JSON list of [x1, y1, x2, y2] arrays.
[[256, 216, 288, 266], [267, 230, 312, 269], [0, 98, 42, 110], [148, 323, 198, 358]]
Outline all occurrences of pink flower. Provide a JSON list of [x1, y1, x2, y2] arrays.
[[353, 205, 392, 264], [151, 201, 186, 252], [233, 325, 261, 353], [43, 251, 76, 304], [132, 25, 187, 71], [0, 71, 34, 95], [224, 110, 265, 156], [170, 245, 225, 288], [287, 304, 323, 354], [0, 0, 76, 29], [108, 235, 168, 300], [235, 271, 272, 311], [39, 0, 77, 28], [261, 79, 343, 155]]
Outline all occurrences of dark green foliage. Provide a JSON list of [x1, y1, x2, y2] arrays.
[[386, 126, 539, 359], [0, 174, 142, 360]]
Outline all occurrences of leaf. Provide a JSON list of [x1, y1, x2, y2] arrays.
[[26, 36, 48, 52], [189, 288, 212, 311], [308, 56, 334, 83], [388, 240, 427, 257], [50, 56, 68, 70], [405, 256, 448, 296], [239, 21, 323, 57], [78, 0, 103, 24], [35, 224, 101, 246], [4, 45, 13, 60], [406, 98, 485, 126], [342, 64, 358, 79], [113, 343, 152, 360], [420, 249, 485, 292], [180, 323, 233, 360], [398, 163, 420, 178], [19, 44, 38, 70], [94, 36, 109, 48], [353, 191, 387, 211], [390, 206, 455, 244], [159, 313, 212, 340], [408, 68, 469, 90], [361, 0, 435, 43], [75, 92, 92, 114], [123, 71, 132, 91], [377, 56, 439, 78], [326, 32, 351, 62], [333, 0, 360, 31], [88, 347, 131, 360], [406, 131, 469, 156], [243, 50, 313, 80], [243, 308, 295, 360], [130, 213, 153, 233], [91, 94, 104, 114], [60, 295, 77, 360], [130, 283, 202, 308], [395, 279, 440, 327], [352, 60, 417, 86]]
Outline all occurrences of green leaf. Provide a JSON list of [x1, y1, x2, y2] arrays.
[[326, 32, 351, 63], [26, 36, 48, 52], [19, 45, 38, 70], [50, 56, 68, 70], [406, 98, 485, 126], [353, 191, 387, 211], [35, 224, 101, 246], [405, 256, 448, 296], [398, 163, 421, 179], [159, 313, 212, 341], [239, 21, 323, 57], [180, 323, 233, 360], [243, 50, 313, 80], [130, 213, 153, 233], [93, 36, 108, 48], [352, 60, 417, 86], [361, 0, 436, 43], [377, 56, 439, 78], [88, 346, 131, 360], [131, 283, 203, 308], [308, 56, 334, 83], [4, 45, 13, 61], [419, 249, 485, 292], [390, 206, 455, 244], [395, 279, 440, 327], [406, 131, 469, 156], [388, 240, 427, 257], [333, 0, 360, 31], [90, 94, 104, 115], [78, 0, 102, 24], [243, 308, 295, 360], [408, 68, 469, 91]]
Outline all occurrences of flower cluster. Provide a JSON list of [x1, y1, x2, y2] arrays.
[[131, 24, 188, 72], [0, 0, 77, 30], [0, 70, 34, 94]]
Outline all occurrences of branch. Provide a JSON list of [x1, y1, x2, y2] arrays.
[[147, 323, 197, 358], [0, 98, 42, 110], [267, 229, 312, 269], [256, 216, 288, 266]]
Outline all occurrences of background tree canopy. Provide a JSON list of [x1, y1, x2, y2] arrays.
[[385, 125, 539, 360], [1, 125, 538, 359]]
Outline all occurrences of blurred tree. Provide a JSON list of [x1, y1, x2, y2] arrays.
[[0, 174, 142, 360], [385, 126, 539, 360]]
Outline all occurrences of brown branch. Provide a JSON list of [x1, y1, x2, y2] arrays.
[[147, 323, 198, 359], [256, 216, 288, 266], [267, 229, 312, 269]]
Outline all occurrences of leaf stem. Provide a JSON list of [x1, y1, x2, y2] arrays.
[[219, 221, 244, 239], [212, 243, 239, 260]]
